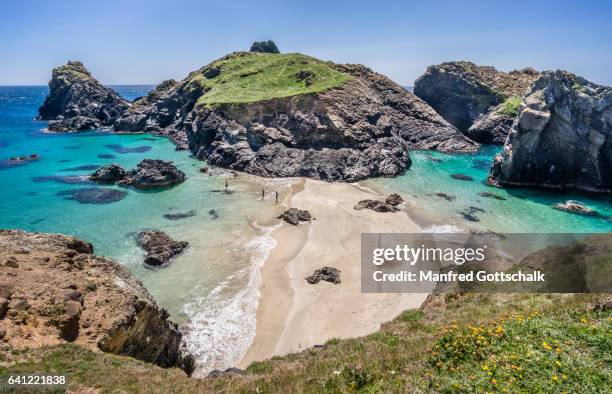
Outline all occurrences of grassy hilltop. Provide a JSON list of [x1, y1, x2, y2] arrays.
[[2, 293, 609, 393], [183, 52, 352, 107]]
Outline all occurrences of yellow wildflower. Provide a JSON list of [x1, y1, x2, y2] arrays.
[[542, 341, 553, 350], [482, 364, 489, 371], [552, 375, 559, 382], [580, 318, 588, 324]]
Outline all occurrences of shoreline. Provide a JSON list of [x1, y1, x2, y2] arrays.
[[238, 178, 429, 367]]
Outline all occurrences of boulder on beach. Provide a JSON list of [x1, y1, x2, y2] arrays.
[[278, 208, 312, 225], [305, 267, 341, 284], [451, 173, 474, 181], [385, 193, 404, 206], [137, 231, 189, 266], [354, 199, 399, 213]]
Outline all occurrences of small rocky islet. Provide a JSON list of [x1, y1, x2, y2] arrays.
[[90, 159, 186, 189]]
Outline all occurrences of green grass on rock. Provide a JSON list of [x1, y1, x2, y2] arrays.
[[186, 52, 351, 107]]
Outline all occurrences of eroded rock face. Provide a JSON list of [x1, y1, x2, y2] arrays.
[[38, 61, 129, 131], [0, 230, 194, 374], [114, 55, 477, 181], [489, 71, 612, 194], [414, 61, 539, 142], [137, 231, 189, 266]]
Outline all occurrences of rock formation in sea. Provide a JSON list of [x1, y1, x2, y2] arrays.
[[489, 71, 612, 194], [137, 231, 189, 266], [0, 230, 194, 374], [90, 159, 186, 189], [113, 48, 477, 181], [414, 61, 540, 144], [38, 61, 129, 132]]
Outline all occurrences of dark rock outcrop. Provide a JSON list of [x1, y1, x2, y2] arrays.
[[354, 199, 399, 213], [489, 71, 612, 194], [250, 40, 280, 54], [90, 163, 127, 183], [305, 267, 341, 284], [0, 230, 194, 374], [90, 160, 185, 189], [385, 193, 404, 206], [137, 231, 189, 266], [414, 61, 539, 143], [278, 208, 312, 225], [38, 61, 129, 131], [113, 53, 477, 182]]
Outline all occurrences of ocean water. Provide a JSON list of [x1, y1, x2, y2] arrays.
[[367, 147, 612, 233], [0, 86, 288, 375]]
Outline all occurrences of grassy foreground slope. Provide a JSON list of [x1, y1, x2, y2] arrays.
[[1, 293, 609, 393], [184, 52, 352, 107]]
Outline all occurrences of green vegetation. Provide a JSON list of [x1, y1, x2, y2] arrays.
[[185, 52, 351, 107], [2, 293, 609, 393], [498, 96, 522, 117]]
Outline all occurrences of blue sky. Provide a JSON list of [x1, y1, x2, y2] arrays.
[[1, 0, 610, 85]]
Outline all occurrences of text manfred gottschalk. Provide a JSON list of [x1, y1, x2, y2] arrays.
[[360, 233, 611, 294]]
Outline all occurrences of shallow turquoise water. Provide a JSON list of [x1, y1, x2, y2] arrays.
[[367, 147, 612, 233], [0, 86, 283, 374]]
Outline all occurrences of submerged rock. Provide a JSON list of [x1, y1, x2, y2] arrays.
[[433, 192, 456, 201], [478, 191, 507, 200], [137, 231, 189, 266], [32, 175, 91, 184], [489, 71, 612, 194], [0, 230, 194, 374], [0, 154, 40, 170], [163, 210, 197, 221], [38, 61, 128, 131], [414, 61, 539, 143], [552, 200, 602, 217], [305, 267, 341, 284], [278, 208, 312, 225], [104, 144, 152, 154], [354, 199, 399, 213], [57, 187, 127, 204], [451, 173, 474, 181]]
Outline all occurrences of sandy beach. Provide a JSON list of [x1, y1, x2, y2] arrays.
[[239, 179, 429, 367]]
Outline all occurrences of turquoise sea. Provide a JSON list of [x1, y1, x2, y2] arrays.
[[1, 86, 611, 375], [367, 148, 612, 234], [0, 86, 286, 375]]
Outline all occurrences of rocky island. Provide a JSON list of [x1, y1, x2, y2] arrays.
[[0, 230, 194, 374], [38, 61, 129, 132], [40, 43, 477, 182], [414, 61, 540, 144], [489, 70, 612, 193]]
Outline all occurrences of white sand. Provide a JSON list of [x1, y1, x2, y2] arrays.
[[238, 179, 428, 367]]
